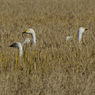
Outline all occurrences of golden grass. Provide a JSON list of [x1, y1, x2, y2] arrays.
[[0, 0, 95, 95]]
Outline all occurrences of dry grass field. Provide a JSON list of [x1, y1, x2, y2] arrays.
[[0, 0, 95, 95]]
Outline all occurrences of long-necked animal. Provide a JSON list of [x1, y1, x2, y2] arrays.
[[78, 27, 87, 43], [22, 29, 36, 46], [9, 38, 30, 57], [66, 27, 87, 43]]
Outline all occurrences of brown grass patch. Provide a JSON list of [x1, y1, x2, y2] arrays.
[[0, 0, 95, 95]]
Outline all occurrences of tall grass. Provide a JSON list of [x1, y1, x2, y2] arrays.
[[0, 0, 95, 95]]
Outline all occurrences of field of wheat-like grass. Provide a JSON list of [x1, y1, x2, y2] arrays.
[[0, 0, 95, 95]]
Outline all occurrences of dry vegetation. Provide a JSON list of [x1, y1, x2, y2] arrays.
[[0, 0, 95, 95]]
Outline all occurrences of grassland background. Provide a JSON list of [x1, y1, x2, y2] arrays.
[[0, 0, 95, 95]]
